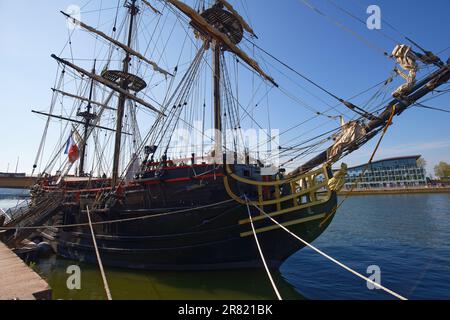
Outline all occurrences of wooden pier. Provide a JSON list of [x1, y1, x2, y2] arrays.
[[338, 187, 450, 196], [0, 176, 36, 189], [0, 241, 51, 300]]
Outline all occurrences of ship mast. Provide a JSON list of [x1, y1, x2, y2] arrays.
[[54, 2, 166, 182], [77, 61, 97, 176], [112, 0, 138, 186], [165, 0, 277, 160], [212, 39, 222, 159]]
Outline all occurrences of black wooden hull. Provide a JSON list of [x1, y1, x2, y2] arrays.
[[50, 194, 337, 270], [38, 164, 338, 270]]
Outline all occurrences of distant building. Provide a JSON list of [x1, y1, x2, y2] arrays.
[[342, 155, 426, 189], [0, 172, 26, 178]]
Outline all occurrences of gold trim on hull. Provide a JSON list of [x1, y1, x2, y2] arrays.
[[240, 213, 326, 237], [223, 163, 347, 234], [224, 163, 346, 223]]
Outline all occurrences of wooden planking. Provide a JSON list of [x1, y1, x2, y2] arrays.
[[0, 176, 36, 189], [0, 242, 51, 300]]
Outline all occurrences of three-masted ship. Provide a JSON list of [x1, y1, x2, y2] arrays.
[[1, 0, 449, 270]]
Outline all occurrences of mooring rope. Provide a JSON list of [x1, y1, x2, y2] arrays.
[[249, 202, 407, 300], [86, 206, 112, 300], [0, 199, 235, 230], [241, 105, 407, 300], [244, 199, 282, 300]]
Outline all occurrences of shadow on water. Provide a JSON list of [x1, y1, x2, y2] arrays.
[[2, 194, 304, 300], [35, 255, 306, 300]]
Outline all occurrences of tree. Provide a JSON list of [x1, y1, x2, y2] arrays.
[[434, 161, 450, 179], [416, 157, 427, 169]]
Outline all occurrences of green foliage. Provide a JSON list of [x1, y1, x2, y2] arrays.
[[28, 261, 37, 270], [416, 157, 427, 169], [434, 161, 450, 179]]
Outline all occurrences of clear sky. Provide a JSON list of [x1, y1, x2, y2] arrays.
[[0, 0, 449, 176]]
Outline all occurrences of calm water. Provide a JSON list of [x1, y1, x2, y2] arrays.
[[1, 191, 449, 300]]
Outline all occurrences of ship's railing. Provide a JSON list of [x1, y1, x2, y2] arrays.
[[224, 163, 347, 222], [2, 193, 63, 246], [3, 199, 31, 224]]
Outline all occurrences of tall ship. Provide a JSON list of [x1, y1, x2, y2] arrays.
[[1, 0, 449, 270]]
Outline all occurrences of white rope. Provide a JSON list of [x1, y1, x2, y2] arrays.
[[0, 208, 11, 221], [0, 199, 236, 230], [86, 206, 113, 300], [245, 200, 282, 300], [249, 202, 407, 301]]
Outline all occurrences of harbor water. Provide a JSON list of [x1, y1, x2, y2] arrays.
[[1, 191, 449, 300]]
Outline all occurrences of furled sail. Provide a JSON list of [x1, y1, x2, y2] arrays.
[[60, 11, 172, 77], [51, 88, 116, 111], [166, 0, 277, 87], [290, 59, 450, 175], [142, 0, 161, 15], [391, 45, 417, 97], [31, 110, 128, 134], [217, 0, 257, 38], [51, 54, 165, 116], [327, 121, 366, 162]]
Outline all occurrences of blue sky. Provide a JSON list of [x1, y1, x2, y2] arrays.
[[0, 0, 449, 176]]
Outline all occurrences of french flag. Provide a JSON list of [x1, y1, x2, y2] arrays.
[[64, 134, 80, 163]]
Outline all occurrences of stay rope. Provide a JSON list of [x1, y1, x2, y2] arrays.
[[320, 104, 396, 227], [297, 0, 390, 58], [0, 199, 235, 231]]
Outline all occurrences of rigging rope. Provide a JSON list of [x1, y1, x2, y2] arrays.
[[244, 199, 282, 300], [32, 69, 65, 175], [0, 199, 236, 231], [437, 46, 450, 55], [414, 103, 450, 114], [320, 104, 397, 227], [244, 35, 379, 129], [244, 36, 349, 106], [416, 88, 450, 104], [352, 0, 439, 60], [297, 0, 390, 58], [326, 0, 400, 45], [163, 2, 274, 140], [249, 47, 348, 119], [249, 77, 393, 160]]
